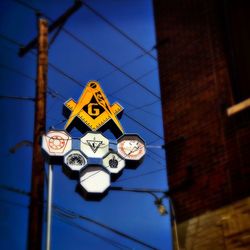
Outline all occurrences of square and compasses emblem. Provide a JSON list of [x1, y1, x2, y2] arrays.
[[63, 81, 124, 136]]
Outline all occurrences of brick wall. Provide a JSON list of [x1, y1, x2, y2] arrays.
[[176, 197, 250, 250], [154, 0, 250, 223]]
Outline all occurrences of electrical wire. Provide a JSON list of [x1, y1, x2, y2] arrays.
[[146, 154, 165, 166], [0, 62, 64, 101], [81, 1, 157, 61], [126, 99, 160, 113], [11, 0, 161, 100], [61, 28, 160, 99], [0, 33, 23, 47], [0, 198, 131, 250], [109, 67, 158, 96], [124, 113, 164, 140], [115, 168, 165, 183], [0, 27, 209, 86], [54, 212, 132, 250], [0, 42, 161, 119], [0, 184, 30, 196], [97, 51, 157, 82], [53, 203, 158, 250], [0, 15, 166, 157], [110, 94, 162, 118], [0, 184, 159, 250], [147, 147, 166, 160], [109, 186, 166, 194], [0, 49, 164, 138], [0, 95, 34, 101], [0, 198, 28, 209]]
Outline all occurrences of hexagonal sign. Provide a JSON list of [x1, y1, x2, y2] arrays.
[[79, 165, 110, 193], [80, 132, 109, 158], [102, 151, 125, 174], [42, 130, 72, 157], [117, 134, 146, 161], [64, 150, 87, 172]]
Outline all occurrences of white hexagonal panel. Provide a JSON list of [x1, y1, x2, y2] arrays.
[[102, 152, 125, 174], [80, 166, 110, 193], [117, 134, 146, 161], [80, 132, 109, 158], [64, 150, 87, 171], [42, 130, 72, 157]]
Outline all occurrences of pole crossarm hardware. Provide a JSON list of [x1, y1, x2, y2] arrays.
[[18, 0, 83, 57]]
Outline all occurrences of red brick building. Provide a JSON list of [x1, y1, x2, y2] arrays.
[[154, 0, 250, 249]]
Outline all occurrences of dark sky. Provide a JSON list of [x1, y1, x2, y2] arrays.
[[0, 0, 172, 249]]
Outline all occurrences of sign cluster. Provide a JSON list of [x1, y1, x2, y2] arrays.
[[41, 80, 146, 199], [42, 130, 145, 196]]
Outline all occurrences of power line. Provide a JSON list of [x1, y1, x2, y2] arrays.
[[18, 0, 83, 57], [11, 0, 160, 100], [0, 62, 34, 81], [82, 1, 157, 61], [12, 0, 39, 13], [146, 153, 165, 166], [8, 1, 157, 87], [0, 51, 163, 139], [126, 99, 160, 113], [54, 213, 132, 250], [147, 147, 166, 161], [124, 113, 164, 140], [0, 198, 28, 209], [0, 198, 131, 250], [97, 50, 157, 82], [109, 67, 158, 96], [0, 184, 30, 196], [0, 184, 158, 250], [53, 204, 158, 250], [0, 42, 160, 119], [110, 186, 166, 194], [0, 45, 159, 123], [13, 0, 156, 63], [111, 94, 162, 118], [0, 35, 159, 117], [47, 61, 84, 88], [0, 33, 23, 47], [0, 95, 34, 101], [115, 168, 165, 183], [0, 62, 65, 101], [61, 28, 160, 99]]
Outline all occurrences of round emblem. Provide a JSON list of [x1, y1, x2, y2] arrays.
[[49, 135, 65, 150], [117, 135, 146, 161], [67, 153, 86, 167], [109, 156, 118, 168]]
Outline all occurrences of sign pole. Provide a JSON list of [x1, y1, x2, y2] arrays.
[[46, 164, 53, 250]]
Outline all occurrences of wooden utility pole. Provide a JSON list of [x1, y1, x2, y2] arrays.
[[17, 3, 82, 249], [27, 17, 48, 250]]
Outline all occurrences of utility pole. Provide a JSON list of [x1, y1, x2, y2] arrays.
[[27, 17, 48, 250], [17, 3, 83, 249]]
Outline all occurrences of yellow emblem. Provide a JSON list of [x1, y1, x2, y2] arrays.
[[63, 81, 124, 135]]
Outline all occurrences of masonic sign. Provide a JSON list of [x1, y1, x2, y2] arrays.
[[63, 81, 124, 137]]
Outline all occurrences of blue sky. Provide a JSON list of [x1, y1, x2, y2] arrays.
[[0, 1, 172, 249]]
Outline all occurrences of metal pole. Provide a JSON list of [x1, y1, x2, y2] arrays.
[[46, 164, 53, 250]]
